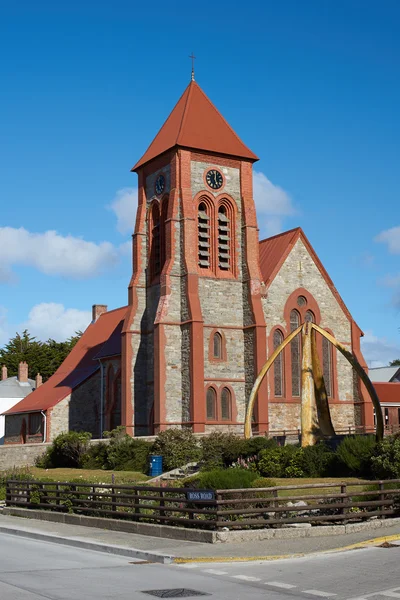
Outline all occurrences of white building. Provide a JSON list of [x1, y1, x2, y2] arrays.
[[0, 363, 38, 445]]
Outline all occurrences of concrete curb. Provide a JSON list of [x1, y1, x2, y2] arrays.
[[0, 525, 175, 564], [173, 533, 400, 563], [4, 507, 400, 544]]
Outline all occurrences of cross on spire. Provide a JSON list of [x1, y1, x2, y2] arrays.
[[189, 53, 196, 81]]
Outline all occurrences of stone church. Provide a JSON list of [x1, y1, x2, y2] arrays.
[[3, 79, 375, 444]]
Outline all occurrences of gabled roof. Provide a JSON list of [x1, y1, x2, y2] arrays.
[[369, 366, 400, 383], [259, 227, 353, 323], [3, 306, 128, 415], [132, 81, 258, 171], [0, 377, 35, 399]]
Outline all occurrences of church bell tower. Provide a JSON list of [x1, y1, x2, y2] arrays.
[[121, 78, 268, 436]]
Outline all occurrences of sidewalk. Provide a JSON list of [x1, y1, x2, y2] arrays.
[[1, 512, 400, 564]]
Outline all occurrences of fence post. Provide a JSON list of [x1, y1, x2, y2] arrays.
[[272, 489, 280, 524], [111, 486, 117, 513], [134, 489, 140, 519], [215, 492, 223, 530], [341, 483, 348, 523], [379, 482, 386, 517], [159, 490, 166, 522]]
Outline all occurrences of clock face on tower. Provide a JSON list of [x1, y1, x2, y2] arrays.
[[155, 174, 165, 196], [206, 169, 223, 190]]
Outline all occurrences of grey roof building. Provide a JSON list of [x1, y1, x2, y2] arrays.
[[0, 363, 40, 444], [369, 366, 400, 383]]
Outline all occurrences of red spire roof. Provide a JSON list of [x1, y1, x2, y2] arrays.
[[132, 81, 258, 171]]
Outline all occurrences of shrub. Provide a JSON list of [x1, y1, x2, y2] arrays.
[[105, 436, 152, 472], [81, 442, 109, 470], [294, 444, 336, 478], [192, 468, 258, 490], [200, 432, 247, 470], [336, 435, 376, 477], [36, 431, 92, 468], [152, 429, 201, 471], [371, 436, 400, 479], [0, 467, 35, 501], [240, 437, 278, 458], [251, 477, 276, 489], [257, 445, 299, 478]]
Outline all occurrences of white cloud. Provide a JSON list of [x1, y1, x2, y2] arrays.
[[361, 330, 400, 368], [375, 226, 400, 254], [21, 303, 91, 342], [0, 227, 119, 281], [108, 187, 138, 235], [253, 172, 296, 238]]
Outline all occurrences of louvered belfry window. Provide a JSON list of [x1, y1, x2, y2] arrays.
[[290, 310, 301, 397], [218, 205, 230, 271], [273, 329, 284, 397], [198, 202, 211, 269]]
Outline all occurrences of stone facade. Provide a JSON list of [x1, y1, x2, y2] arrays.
[[262, 237, 363, 434]]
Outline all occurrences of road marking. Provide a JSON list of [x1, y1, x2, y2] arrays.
[[202, 569, 228, 575], [177, 563, 198, 568], [347, 588, 400, 600], [266, 582, 297, 589], [303, 591, 337, 597], [233, 575, 261, 582]]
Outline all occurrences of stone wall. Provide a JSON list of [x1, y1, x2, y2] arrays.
[[262, 237, 357, 431], [0, 442, 51, 470]]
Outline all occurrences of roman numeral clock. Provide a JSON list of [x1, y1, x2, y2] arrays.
[[206, 169, 223, 190]]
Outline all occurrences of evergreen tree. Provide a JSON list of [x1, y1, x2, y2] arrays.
[[0, 331, 82, 382], [390, 359, 400, 366]]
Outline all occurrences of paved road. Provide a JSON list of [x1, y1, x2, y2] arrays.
[[1, 532, 400, 600]]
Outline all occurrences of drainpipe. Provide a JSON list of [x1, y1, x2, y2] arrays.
[[41, 411, 47, 443], [98, 360, 104, 439]]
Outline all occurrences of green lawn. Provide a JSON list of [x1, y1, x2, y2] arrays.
[[271, 477, 370, 497], [3, 468, 149, 485]]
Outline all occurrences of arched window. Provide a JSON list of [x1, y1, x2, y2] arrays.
[[218, 205, 231, 271], [273, 329, 284, 397], [221, 387, 231, 420], [150, 203, 160, 279], [160, 197, 168, 273], [198, 202, 211, 269], [290, 310, 301, 397], [322, 337, 333, 397], [305, 310, 315, 323], [206, 387, 217, 420], [213, 332, 223, 359]]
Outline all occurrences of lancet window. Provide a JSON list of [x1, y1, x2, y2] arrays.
[[290, 309, 301, 397], [273, 329, 284, 397]]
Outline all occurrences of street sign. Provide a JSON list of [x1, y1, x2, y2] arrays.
[[186, 490, 215, 502]]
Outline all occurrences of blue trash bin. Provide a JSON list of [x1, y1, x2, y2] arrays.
[[149, 455, 163, 477]]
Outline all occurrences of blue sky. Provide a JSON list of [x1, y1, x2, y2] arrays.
[[1, 0, 399, 366]]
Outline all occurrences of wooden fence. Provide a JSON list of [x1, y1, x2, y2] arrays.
[[6, 479, 400, 530]]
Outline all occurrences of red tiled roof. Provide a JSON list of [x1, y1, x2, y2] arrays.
[[259, 228, 300, 286], [373, 382, 400, 404], [132, 81, 258, 170], [4, 306, 128, 414]]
